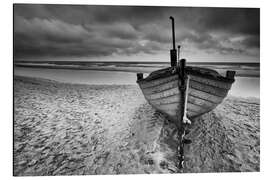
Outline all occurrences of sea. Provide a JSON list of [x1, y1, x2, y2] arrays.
[[14, 61, 260, 98]]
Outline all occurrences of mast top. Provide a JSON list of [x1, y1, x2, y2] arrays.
[[170, 16, 176, 50]]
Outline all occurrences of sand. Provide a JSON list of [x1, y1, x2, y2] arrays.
[[13, 76, 260, 176]]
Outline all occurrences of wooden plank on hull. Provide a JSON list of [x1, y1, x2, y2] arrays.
[[150, 92, 215, 111], [154, 98, 214, 117], [188, 93, 220, 104], [186, 102, 211, 114], [147, 87, 179, 100], [187, 95, 214, 107], [189, 75, 232, 89], [188, 88, 225, 104], [189, 80, 228, 97], [142, 80, 178, 95], [154, 98, 213, 119], [139, 75, 178, 89], [150, 94, 180, 105]]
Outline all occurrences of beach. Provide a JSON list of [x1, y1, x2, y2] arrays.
[[14, 76, 260, 176]]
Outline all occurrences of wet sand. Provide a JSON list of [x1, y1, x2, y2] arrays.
[[13, 76, 260, 176]]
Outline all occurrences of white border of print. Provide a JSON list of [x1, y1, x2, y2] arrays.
[[1, 0, 268, 180]]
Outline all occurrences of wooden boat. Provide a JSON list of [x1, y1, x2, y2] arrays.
[[137, 66, 235, 124], [136, 17, 235, 126]]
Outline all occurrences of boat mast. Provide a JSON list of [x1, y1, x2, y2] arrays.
[[170, 16, 177, 67]]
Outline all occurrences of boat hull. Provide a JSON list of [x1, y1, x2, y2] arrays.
[[137, 66, 235, 124]]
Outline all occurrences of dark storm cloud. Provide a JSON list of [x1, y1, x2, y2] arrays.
[[14, 4, 259, 59]]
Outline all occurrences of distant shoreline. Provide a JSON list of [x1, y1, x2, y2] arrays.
[[14, 63, 260, 78]]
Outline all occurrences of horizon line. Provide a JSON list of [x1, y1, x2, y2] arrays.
[[15, 60, 260, 65]]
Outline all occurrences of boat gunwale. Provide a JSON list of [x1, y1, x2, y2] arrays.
[[137, 66, 235, 84]]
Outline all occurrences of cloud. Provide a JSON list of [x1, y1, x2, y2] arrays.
[[15, 16, 90, 42], [14, 4, 260, 60], [84, 22, 139, 40]]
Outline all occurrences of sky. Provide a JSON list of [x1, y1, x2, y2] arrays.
[[14, 4, 260, 63]]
